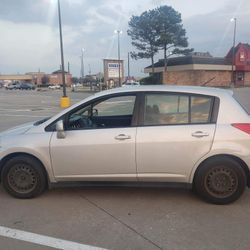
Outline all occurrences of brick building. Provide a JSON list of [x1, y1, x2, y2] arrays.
[[48, 70, 72, 86], [144, 43, 250, 87], [26, 72, 45, 85], [0, 70, 72, 86], [225, 43, 250, 86]]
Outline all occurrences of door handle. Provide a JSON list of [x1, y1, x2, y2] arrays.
[[191, 131, 209, 138], [115, 134, 131, 140]]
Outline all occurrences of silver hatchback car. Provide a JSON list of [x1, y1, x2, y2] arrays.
[[1, 86, 250, 204]]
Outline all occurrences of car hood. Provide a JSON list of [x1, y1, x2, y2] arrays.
[[0, 122, 34, 137]]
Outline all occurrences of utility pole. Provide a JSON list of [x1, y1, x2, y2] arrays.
[[88, 64, 91, 75], [231, 17, 237, 88], [57, 0, 70, 108], [128, 52, 130, 78], [80, 48, 84, 85], [114, 30, 122, 87]]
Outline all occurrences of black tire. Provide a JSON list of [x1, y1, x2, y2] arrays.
[[1, 156, 47, 199], [194, 157, 247, 204]]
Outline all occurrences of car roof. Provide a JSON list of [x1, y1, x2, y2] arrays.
[[93, 85, 233, 98]]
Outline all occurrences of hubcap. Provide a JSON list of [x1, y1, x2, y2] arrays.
[[7, 164, 37, 194], [205, 166, 238, 198]]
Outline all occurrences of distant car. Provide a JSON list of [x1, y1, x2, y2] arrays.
[[1, 85, 250, 204], [122, 81, 140, 87], [20, 83, 36, 90], [72, 83, 83, 91], [74, 83, 83, 87], [48, 85, 61, 90], [5, 83, 21, 90]]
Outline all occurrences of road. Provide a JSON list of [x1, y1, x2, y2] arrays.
[[0, 87, 250, 250]]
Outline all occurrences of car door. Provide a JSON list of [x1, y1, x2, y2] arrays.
[[136, 92, 217, 183], [50, 94, 138, 181]]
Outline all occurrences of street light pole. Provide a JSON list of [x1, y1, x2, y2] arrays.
[[128, 52, 130, 78], [57, 0, 70, 108], [114, 30, 122, 87], [80, 48, 84, 85], [231, 17, 237, 88]]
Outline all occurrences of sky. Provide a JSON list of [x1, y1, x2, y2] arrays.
[[0, 0, 249, 77]]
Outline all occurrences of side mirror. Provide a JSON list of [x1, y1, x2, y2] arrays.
[[56, 120, 66, 139]]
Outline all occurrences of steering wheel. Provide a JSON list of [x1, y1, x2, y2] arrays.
[[79, 115, 93, 127], [69, 114, 93, 129]]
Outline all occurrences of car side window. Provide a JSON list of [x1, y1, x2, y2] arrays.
[[67, 95, 136, 130], [143, 93, 214, 126], [94, 96, 135, 117], [144, 94, 189, 125], [191, 96, 212, 123]]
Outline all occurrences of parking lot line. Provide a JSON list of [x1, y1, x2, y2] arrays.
[[0, 226, 105, 250]]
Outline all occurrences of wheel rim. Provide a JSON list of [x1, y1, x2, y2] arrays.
[[204, 166, 238, 199], [7, 164, 38, 194]]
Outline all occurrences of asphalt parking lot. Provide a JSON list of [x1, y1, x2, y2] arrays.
[[1, 87, 250, 250]]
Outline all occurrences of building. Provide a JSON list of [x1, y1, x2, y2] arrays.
[[144, 43, 250, 87], [225, 43, 250, 85], [48, 70, 72, 86], [0, 70, 72, 86], [26, 72, 46, 85], [0, 74, 33, 82]]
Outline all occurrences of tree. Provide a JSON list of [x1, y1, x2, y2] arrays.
[[127, 10, 159, 73], [154, 6, 193, 71], [72, 77, 79, 84]]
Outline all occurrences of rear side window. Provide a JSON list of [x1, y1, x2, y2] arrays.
[[191, 96, 212, 123], [144, 94, 189, 125], [143, 93, 214, 126]]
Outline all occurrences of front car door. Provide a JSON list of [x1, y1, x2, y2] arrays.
[[49, 93, 138, 181], [136, 92, 217, 183]]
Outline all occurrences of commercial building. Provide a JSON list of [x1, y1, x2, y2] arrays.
[[0, 70, 72, 86], [144, 43, 250, 87], [0, 74, 33, 82], [48, 70, 72, 86], [26, 72, 46, 85]]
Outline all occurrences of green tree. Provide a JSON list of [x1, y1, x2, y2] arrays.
[[72, 77, 79, 84], [127, 10, 159, 73], [154, 6, 193, 71]]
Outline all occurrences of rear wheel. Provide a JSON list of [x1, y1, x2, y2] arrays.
[[1, 156, 47, 198], [194, 157, 247, 204]]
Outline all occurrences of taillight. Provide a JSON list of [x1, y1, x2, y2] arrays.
[[232, 123, 250, 134]]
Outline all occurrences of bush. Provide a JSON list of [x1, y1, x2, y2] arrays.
[[140, 74, 162, 85]]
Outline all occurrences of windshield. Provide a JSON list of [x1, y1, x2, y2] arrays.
[[33, 117, 51, 126]]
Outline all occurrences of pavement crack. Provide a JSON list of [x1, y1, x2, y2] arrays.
[[78, 192, 163, 250]]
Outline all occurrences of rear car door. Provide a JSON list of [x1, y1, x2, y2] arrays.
[[136, 92, 217, 183]]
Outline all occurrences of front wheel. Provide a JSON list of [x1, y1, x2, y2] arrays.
[[194, 157, 247, 204], [1, 156, 47, 199]]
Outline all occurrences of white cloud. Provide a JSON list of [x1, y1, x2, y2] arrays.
[[185, 0, 250, 56], [0, 20, 67, 74], [0, 0, 250, 77]]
